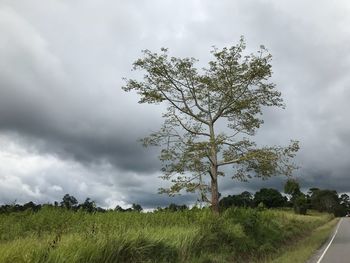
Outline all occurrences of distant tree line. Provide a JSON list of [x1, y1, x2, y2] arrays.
[[0, 194, 144, 214], [1, 181, 349, 217], [219, 179, 350, 217]]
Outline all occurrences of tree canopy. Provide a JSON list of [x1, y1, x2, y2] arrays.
[[123, 38, 299, 213], [60, 194, 78, 210], [310, 189, 340, 213], [219, 191, 253, 209], [254, 188, 286, 208]]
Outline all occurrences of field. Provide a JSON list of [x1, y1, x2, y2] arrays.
[[0, 207, 334, 263]]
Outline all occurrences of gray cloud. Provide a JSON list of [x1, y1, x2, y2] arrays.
[[1, 0, 350, 207]]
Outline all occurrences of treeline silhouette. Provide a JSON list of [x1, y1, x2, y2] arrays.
[[1, 187, 349, 216], [0, 193, 189, 214], [0, 194, 144, 214], [219, 187, 350, 217]]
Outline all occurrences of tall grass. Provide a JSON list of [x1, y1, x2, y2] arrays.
[[0, 207, 333, 263]]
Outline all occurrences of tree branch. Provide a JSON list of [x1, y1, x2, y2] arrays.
[[217, 158, 241, 167], [172, 114, 210, 137], [156, 74, 209, 125]]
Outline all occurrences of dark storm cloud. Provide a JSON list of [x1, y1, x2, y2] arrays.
[[0, 2, 163, 173], [1, 0, 350, 207]]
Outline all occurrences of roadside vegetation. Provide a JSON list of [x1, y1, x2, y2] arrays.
[[266, 218, 339, 263], [0, 205, 334, 263], [0, 181, 346, 263]]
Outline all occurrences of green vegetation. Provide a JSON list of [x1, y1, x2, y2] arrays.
[[219, 185, 350, 217], [0, 207, 333, 263], [284, 179, 308, 215], [266, 218, 339, 263]]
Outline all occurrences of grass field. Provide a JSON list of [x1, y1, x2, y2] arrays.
[[0, 207, 334, 263]]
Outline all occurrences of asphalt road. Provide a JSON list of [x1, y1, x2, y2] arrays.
[[316, 218, 350, 263]]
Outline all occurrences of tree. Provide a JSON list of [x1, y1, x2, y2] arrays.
[[293, 194, 308, 215], [340, 193, 350, 209], [307, 188, 319, 196], [310, 189, 339, 213], [60, 194, 78, 210], [284, 179, 307, 214], [132, 203, 143, 212], [114, 205, 125, 212], [219, 191, 253, 210], [309, 189, 346, 217], [284, 179, 301, 200], [254, 188, 286, 208], [80, 198, 96, 213], [123, 38, 299, 213]]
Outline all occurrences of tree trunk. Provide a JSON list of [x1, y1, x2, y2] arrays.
[[211, 175, 220, 214], [209, 123, 219, 214]]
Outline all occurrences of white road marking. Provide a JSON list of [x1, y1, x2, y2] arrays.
[[316, 218, 343, 263]]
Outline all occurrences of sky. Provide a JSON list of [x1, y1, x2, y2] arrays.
[[1, 0, 350, 209]]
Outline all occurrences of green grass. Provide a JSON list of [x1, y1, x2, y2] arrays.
[[265, 218, 339, 263], [0, 207, 334, 263]]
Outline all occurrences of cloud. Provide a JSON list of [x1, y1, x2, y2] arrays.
[[1, 0, 350, 207]]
